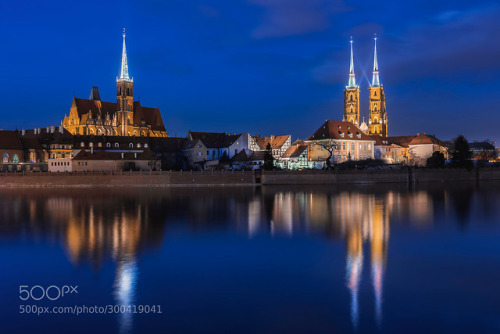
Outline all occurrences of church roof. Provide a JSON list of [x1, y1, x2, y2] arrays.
[[72, 98, 166, 132], [307, 120, 374, 141], [0, 130, 23, 150]]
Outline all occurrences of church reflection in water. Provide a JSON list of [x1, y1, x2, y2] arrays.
[[0, 186, 449, 331]]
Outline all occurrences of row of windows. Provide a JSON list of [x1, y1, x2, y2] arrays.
[[50, 161, 69, 166], [2, 154, 19, 163], [318, 142, 371, 151], [80, 142, 148, 149]]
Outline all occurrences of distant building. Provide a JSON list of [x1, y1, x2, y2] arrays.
[[71, 150, 159, 172], [372, 135, 414, 164], [61, 31, 167, 138], [306, 120, 375, 168], [0, 130, 46, 172], [230, 151, 266, 170]]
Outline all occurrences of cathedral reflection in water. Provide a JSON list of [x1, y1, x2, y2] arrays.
[[0, 186, 444, 331]]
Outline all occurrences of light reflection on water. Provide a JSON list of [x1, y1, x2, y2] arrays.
[[1, 183, 500, 334]]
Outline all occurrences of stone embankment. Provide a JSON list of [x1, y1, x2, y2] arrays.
[[0, 168, 499, 187]]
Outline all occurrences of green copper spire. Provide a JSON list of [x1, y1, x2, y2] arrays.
[[372, 36, 380, 87], [348, 37, 356, 88], [119, 28, 132, 82]]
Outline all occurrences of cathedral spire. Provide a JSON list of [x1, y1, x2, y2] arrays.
[[119, 28, 132, 82], [371, 36, 380, 87], [348, 37, 356, 88]]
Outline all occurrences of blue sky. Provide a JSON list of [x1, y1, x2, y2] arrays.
[[1, 0, 499, 142]]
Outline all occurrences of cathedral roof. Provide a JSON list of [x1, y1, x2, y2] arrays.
[[307, 120, 374, 141], [72, 98, 166, 132]]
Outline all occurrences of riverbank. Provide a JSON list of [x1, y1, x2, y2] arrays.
[[1, 168, 500, 187]]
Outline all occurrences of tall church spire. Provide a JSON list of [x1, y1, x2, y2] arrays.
[[119, 28, 132, 82], [348, 37, 356, 88], [371, 36, 380, 87]]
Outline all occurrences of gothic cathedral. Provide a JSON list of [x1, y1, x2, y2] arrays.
[[343, 37, 387, 137], [62, 30, 168, 137]]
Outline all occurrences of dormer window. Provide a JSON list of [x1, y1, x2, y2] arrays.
[[137, 143, 141, 148], [115, 143, 119, 148], [106, 143, 111, 148], [129, 143, 133, 148], [98, 142, 102, 147], [357, 133, 361, 138], [80, 142, 85, 148], [340, 132, 345, 138], [144, 144, 148, 148]]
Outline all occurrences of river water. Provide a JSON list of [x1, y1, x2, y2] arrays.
[[1, 184, 499, 333]]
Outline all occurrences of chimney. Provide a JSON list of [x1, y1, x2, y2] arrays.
[[50, 126, 55, 133], [59, 125, 64, 134], [46, 127, 49, 132], [21, 129, 25, 136]]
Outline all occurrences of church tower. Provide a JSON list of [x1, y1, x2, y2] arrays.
[[368, 36, 387, 137], [343, 38, 360, 126], [117, 29, 134, 136]]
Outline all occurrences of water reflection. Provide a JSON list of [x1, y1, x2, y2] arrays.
[[1, 183, 499, 332]]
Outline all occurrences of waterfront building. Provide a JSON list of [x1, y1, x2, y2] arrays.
[[408, 133, 448, 166], [71, 150, 159, 172], [253, 135, 292, 159], [187, 131, 258, 161], [183, 139, 208, 170], [0, 130, 46, 172], [61, 30, 167, 138], [276, 144, 310, 170], [306, 120, 375, 167]]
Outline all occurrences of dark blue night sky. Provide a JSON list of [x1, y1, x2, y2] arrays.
[[1, 0, 499, 142]]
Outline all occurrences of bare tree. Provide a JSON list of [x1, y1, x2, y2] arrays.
[[315, 140, 339, 170]]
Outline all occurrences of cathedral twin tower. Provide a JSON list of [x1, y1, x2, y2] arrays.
[[343, 37, 387, 138]]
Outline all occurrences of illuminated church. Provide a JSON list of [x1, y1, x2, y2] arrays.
[[343, 37, 387, 138], [62, 30, 168, 137]]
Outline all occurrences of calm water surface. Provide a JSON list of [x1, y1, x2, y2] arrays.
[[1, 184, 500, 334]]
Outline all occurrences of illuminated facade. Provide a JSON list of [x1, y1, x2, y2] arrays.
[[368, 37, 388, 137], [343, 39, 360, 126], [62, 30, 167, 138]]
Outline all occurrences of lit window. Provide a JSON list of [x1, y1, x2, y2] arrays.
[[137, 143, 141, 148], [2, 154, 8, 163], [13, 154, 19, 163], [98, 142, 102, 147], [144, 144, 148, 148], [81, 142, 85, 148]]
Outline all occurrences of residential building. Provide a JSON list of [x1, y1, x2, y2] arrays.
[[253, 135, 292, 159], [306, 120, 375, 168], [408, 133, 448, 166], [277, 144, 310, 170]]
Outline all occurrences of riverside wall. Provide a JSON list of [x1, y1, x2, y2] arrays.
[[0, 168, 500, 187]]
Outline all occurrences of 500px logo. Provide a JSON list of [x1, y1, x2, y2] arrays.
[[19, 285, 78, 301]]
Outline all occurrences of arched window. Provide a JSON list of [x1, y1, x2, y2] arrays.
[[30, 152, 35, 163], [98, 142, 102, 147], [350, 95, 353, 102], [106, 143, 111, 148], [129, 143, 133, 148], [13, 154, 19, 163], [2, 154, 8, 163], [144, 144, 148, 148], [81, 142, 85, 148], [97, 129, 102, 135], [115, 143, 119, 148], [374, 91, 377, 97], [137, 143, 141, 148]]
